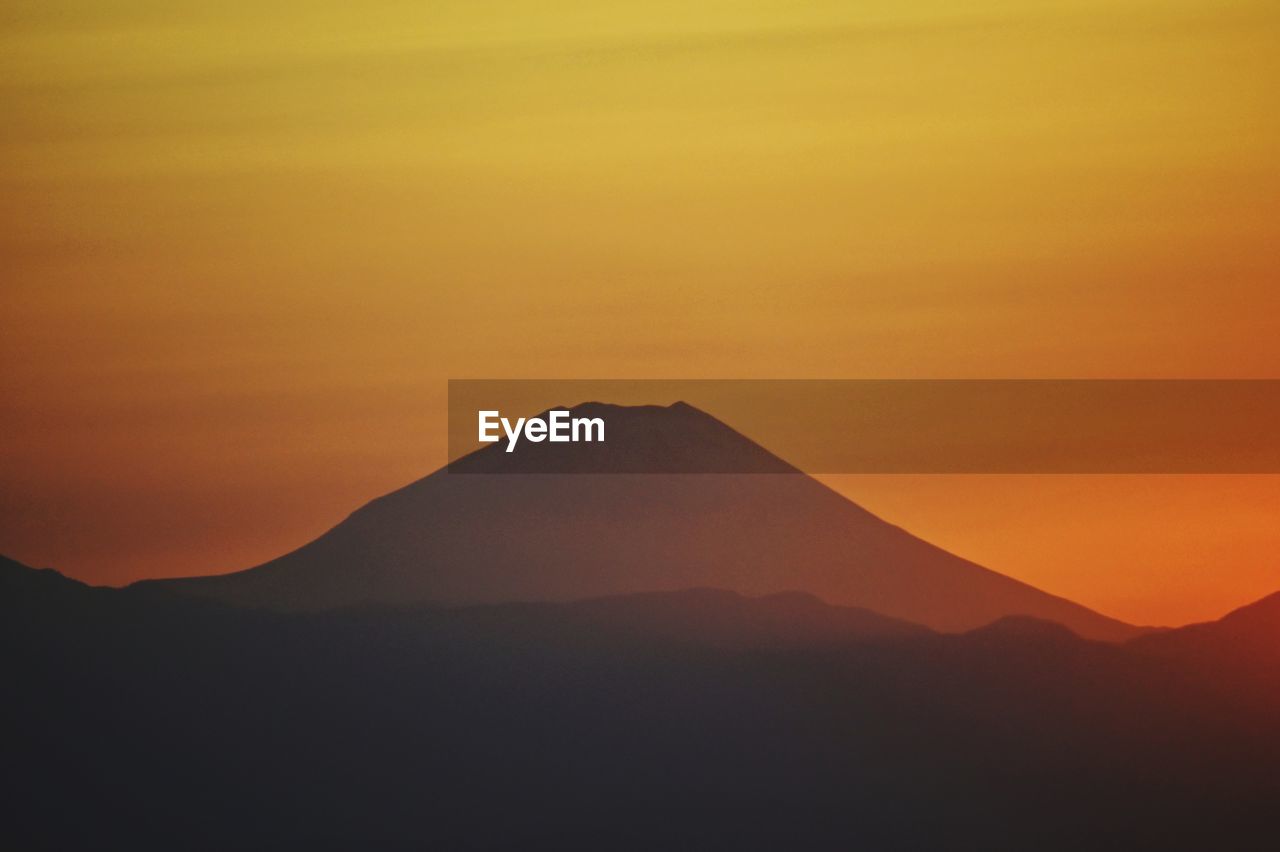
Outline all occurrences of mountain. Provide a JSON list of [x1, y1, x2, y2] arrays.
[[143, 402, 1139, 640]]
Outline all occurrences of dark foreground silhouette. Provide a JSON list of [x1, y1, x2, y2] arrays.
[[5, 556, 1277, 851]]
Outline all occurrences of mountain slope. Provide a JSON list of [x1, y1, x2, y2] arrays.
[[145, 402, 1139, 640]]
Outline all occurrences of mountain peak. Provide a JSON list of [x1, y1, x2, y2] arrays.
[[450, 400, 797, 474]]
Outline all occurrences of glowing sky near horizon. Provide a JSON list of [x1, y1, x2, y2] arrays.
[[2, 0, 1278, 625]]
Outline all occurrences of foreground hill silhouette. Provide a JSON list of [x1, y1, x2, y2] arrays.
[[146, 402, 1138, 640], [5, 555, 1277, 851], [1130, 589, 1280, 663], [1128, 590, 1280, 704]]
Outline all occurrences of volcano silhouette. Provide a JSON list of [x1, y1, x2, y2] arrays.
[[149, 402, 1137, 640]]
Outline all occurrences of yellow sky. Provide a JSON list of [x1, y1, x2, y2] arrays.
[[2, 1, 1278, 624]]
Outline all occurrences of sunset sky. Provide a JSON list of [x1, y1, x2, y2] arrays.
[[3, 0, 1278, 626]]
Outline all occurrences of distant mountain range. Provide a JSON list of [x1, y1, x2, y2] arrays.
[[141, 401, 1140, 640], [4, 553, 1278, 850]]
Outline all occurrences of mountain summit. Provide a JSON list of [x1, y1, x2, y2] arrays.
[[148, 402, 1138, 640], [453, 401, 797, 474]]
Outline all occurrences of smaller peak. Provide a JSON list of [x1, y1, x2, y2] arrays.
[[564, 400, 710, 417], [0, 554, 88, 595], [758, 590, 827, 608], [968, 615, 1080, 643]]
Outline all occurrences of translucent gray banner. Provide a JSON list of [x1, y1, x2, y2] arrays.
[[447, 380, 1280, 473]]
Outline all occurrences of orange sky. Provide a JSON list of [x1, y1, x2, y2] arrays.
[[2, 0, 1278, 626]]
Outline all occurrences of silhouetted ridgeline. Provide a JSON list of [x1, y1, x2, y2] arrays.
[[5, 555, 1278, 851]]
